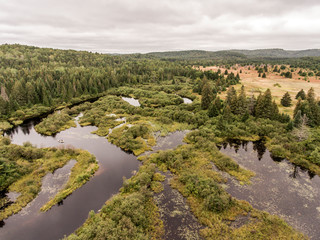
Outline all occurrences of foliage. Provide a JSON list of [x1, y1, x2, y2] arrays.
[[35, 110, 76, 135], [281, 92, 292, 107]]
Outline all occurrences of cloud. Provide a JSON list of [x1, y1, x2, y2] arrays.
[[0, 0, 319, 53]]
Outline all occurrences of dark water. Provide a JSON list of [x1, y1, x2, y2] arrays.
[[0, 115, 187, 240], [1, 118, 139, 240], [154, 171, 202, 240], [144, 130, 189, 155], [219, 141, 320, 239], [122, 97, 140, 107]]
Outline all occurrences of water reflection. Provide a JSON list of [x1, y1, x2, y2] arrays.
[[220, 141, 320, 239]]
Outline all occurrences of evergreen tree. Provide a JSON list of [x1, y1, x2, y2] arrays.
[[222, 105, 232, 122], [236, 85, 247, 115], [262, 73, 266, 78], [293, 110, 302, 128], [248, 94, 256, 115], [235, 73, 240, 81], [286, 120, 294, 131], [307, 87, 315, 103], [281, 92, 292, 107], [304, 87, 320, 126], [201, 79, 213, 110], [226, 87, 238, 113], [11, 81, 27, 106], [0, 97, 8, 115], [208, 102, 219, 117], [272, 100, 280, 119], [26, 82, 36, 104], [295, 89, 306, 100], [294, 98, 303, 116], [255, 89, 278, 120], [214, 96, 223, 111]]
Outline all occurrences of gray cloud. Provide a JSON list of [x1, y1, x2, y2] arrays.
[[0, 0, 319, 53]]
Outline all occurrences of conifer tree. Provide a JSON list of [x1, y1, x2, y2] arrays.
[[255, 89, 278, 120], [223, 105, 232, 122], [11, 81, 27, 106], [236, 85, 247, 115], [262, 73, 266, 78], [201, 79, 213, 110], [293, 110, 302, 128], [281, 92, 292, 107], [304, 87, 320, 126], [248, 94, 256, 115], [295, 89, 306, 100], [0, 97, 7, 115], [226, 87, 238, 113], [236, 73, 240, 81], [307, 87, 315, 103], [294, 98, 303, 117], [208, 102, 219, 117]]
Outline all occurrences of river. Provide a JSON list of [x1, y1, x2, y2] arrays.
[[0, 113, 187, 240], [1, 117, 139, 240]]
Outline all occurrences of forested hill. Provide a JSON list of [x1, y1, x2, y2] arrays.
[[0, 44, 195, 118], [146, 49, 320, 59], [145, 50, 247, 60]]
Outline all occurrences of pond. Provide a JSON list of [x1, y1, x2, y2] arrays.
[[219, 140, 320, 239], [0, 115, 187, 240], [121, 97, 140, 107]]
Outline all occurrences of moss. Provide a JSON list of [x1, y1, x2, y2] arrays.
[[0, 121, 12, 131]]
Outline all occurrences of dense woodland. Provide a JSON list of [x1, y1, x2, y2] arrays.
[[2, 44, 320, 239]]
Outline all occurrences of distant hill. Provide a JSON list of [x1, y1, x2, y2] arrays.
[[231, 49, 320, 58], [145, 50, 247, 60], [146, 49, 320, 60]]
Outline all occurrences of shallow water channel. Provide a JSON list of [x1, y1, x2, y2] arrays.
[[219, 140, 320, 239], [0, 118, 139, 240], [0, 114, 188, 240]]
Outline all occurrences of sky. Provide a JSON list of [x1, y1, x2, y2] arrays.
[[0, 0, 320, 53]]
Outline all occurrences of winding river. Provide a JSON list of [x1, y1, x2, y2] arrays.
[[0, 112, 187, 240], [1, 117, 139, 240]]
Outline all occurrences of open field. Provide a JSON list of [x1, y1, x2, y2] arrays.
[[199, 65, 320, 117]]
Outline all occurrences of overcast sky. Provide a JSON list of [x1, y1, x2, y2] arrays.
[[0, 0, 320, 53]]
